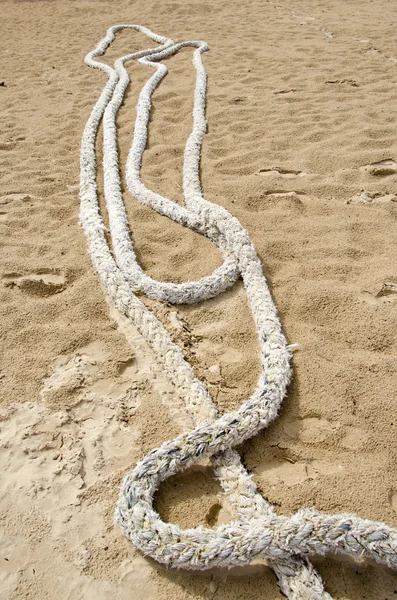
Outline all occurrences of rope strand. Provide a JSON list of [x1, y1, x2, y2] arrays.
[[79, 25, 397, 599]]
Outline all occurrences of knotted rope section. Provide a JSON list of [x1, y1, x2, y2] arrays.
[[79, 24, 397, 600]]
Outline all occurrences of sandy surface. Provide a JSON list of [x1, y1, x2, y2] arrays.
[[2, 0, 397, 598]]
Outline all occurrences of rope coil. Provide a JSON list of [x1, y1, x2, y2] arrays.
[[79, 25, 397, 599]]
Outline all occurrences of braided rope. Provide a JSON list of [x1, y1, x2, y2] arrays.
[[79, 25, 397, 599]]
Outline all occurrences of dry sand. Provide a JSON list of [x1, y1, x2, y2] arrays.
[[2, 0, 397, 598]]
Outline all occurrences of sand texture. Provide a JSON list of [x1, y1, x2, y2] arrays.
[[2, 0, 397, 598]]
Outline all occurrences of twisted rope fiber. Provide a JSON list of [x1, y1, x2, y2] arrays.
[[79, 25, 397, 599]]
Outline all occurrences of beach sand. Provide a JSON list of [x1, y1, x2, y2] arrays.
[[1, 0, 397, 597]]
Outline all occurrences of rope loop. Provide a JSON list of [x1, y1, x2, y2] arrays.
[[80, 25, 397, 600]]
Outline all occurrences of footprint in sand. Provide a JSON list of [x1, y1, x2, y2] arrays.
[[259, 166, 306, 178], [41, 340, 142, 411], [40, 341, 109, 401], [2, 269, 67, 296], [247, 189, 305, 212], [261, 190, 305, 206], [118, 557, 158, 600], [359, 282, 397, 305], [0, 193, 34, 222], [348, 191, 396, 204], [364, 159, 397, 176], [340, 426, 370, 450], [255, 455, 344, 489], [256, 457, 310, 487], [283, 415, 337, 444]]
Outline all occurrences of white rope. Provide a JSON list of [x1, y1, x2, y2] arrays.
[[79, 25, 397, 600]]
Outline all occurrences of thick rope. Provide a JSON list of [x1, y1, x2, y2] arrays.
[[79, 25, 397, 600]]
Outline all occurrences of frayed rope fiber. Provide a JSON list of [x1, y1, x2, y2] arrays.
[[79, 25, 397, 600]]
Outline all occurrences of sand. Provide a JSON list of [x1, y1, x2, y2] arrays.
[[1, 0, 397, 597]]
